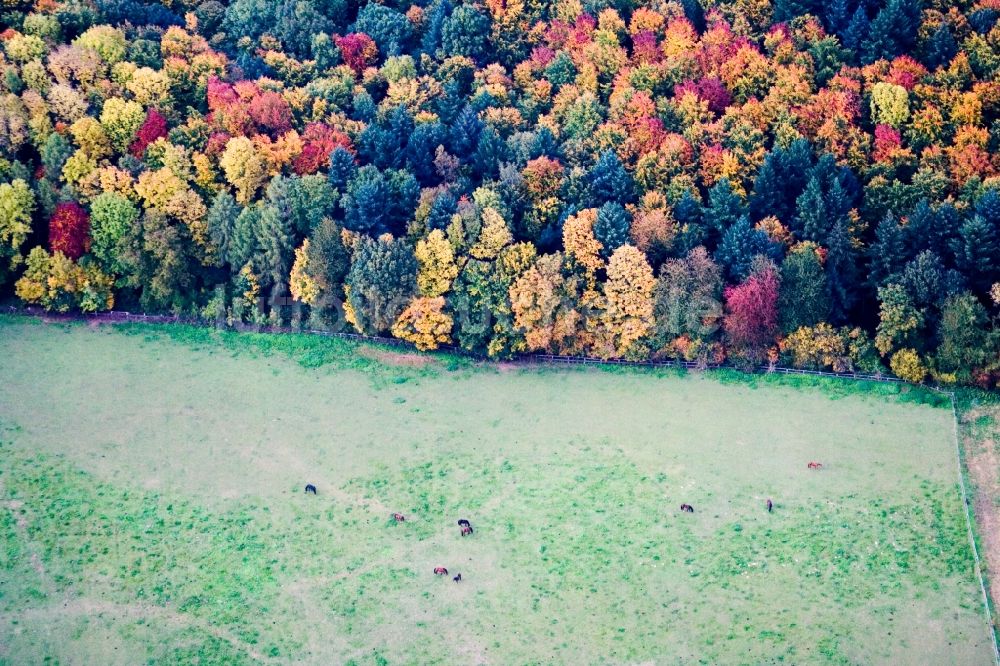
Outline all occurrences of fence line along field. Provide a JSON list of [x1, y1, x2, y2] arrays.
[[0, 316, 993, 665]]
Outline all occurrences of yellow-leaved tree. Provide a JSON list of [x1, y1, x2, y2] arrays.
[[289, 239, 321, 305], [15, 247, 115, 312], [99, 97, 145, 152], [415, 229, 459, 297], [469, 207, 513, 259], [509, 252, 566, 352], [220, 136, 268, 204], [600, 244, 655, 358], [391, 296, 454, 350], [69, 116, 112, 159], [889, 348, 926, 383], [562, 208, 604, 275], [870, 82, 909, 128], [135, 167, 185, 209]]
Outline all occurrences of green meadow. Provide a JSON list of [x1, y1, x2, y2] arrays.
[[0, 317, 992, 664]]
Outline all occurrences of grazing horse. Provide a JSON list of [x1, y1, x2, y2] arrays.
[[453, 573, 462, 582], [807, 462, 823, 469], [304, 484, 317, 494], [679, 503, 694, 513], [766, 498, 773, 513], [433, 567, 448, 575], [393, 513, 406, 522], [458, 519, 473, 536]]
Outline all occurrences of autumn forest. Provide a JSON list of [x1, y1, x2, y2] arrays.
[[1, 0, 1000, 385]]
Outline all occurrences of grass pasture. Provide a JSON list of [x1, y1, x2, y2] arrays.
[[0, 316, 994, 665]]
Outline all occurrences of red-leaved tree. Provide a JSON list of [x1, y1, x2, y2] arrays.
[[248, 90, 293, 136], [674, 77, 732, 115], [336, 33, 378, 75], [293, 123, 353, 175], [129, 108, 168, 158], [206, 77, 253, 135], [49, 202, 91, 260], [723, 265, 779, 367]]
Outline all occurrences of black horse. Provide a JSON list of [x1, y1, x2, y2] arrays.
[[305, 484, 317, 494], [766, 498, 773, 513]]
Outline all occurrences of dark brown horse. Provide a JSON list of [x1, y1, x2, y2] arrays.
[[458, 519, 473, 536], [679, 503, 694, 513], [766, 498, 773, 513]]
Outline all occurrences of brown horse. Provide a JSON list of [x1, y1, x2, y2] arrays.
[[433, 567, 448, 575], [393, 513, 406, 522], [807, 462, 823, 469], [458, 519, 473, 536]]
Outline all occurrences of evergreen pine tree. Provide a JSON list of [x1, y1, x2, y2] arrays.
[[594, 203, 632, 259], [951, 215, 1000, 293], [715, 216, 779, 282], [703, 179, 744, 246], [934, 202, 963, 267], [343, 166, 390, 235], [903, 200, 939, 259], [781, 139, 814, 197], [975, 188, 1000, 227], [406, 121, 447, 185], [900, 250, 950, 310], [793, 176, 828, 241], [863, 0, 918, 64], [778, 246, 831, 334], [824, 218, 859, 323], [679, 0, 705, 32], [346, 235, 419, 334], [426, 191, 458, 231], [257, 203, 294, 292], [308, 217, 351, 310], [841, 7, 870, 60], [868, 212, 906, 288], [923, 23, 958, 70], [672, 191, 706, 254], [328, 146, 357, 194], [448, 106, 483, 160], [588, 150, 635, 205], [474, 127, 507, 179], [420, 0, 454, 56], [207, 191, 242, 267], [749, 152, 783, 222], [229, 205, 261, 271], [824, 0, 850, 36]]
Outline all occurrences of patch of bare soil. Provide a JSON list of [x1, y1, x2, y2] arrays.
[[358, 345, 435, 367], [961, 406, 1000, 634], [454, 638, 490, 665]]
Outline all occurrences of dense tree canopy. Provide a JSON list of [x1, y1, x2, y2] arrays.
[[1, 0, 1000, 384]]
